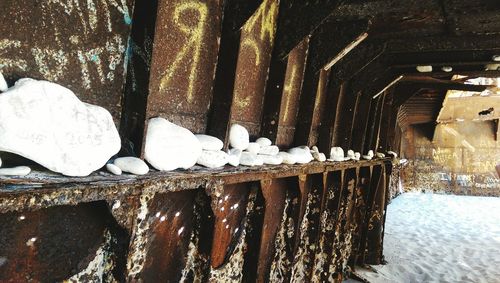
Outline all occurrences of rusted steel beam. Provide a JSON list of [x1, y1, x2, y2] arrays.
[[273, 0, 343, 59], [311, 170, 343, 282], [291, 174, 324, 282], [400, 76, 495, 92], [208, 0, 263, 142], [364, 165, 388, 265], [0, 0, 134, 124], [122, 0, 222, 154], [129, 191, 206, 282], [317, 79, 344, 154], [332, 86, 360, 150], [331, 168, 357, 278], [349, 54, 391, 95], [386, 34, 500, 53], [294, 69, 330, 146], [365, 94, 385, 153], [274, 39, 310, 147], [308, 19, 370, 74], [380, 98, 397, 152], [350, 95, 373, 153], [329, 41, 386, 82], [348, 166, 372, 267], [0, 202, 127, 282], [267, 177, 301, 281]]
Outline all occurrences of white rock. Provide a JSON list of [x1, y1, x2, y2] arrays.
[[0, 166, 31, 176], [255, 137, 272, 147], [106, 163, 122, 175], [0, 72, 7, 92], [0, 78, 121, 177], [227, 148, 242, 166], [260, 154, 283, 165], [367, 150, 374, 157], [312, 152, 326, 162], [144, 117, 202, 171], [376, 152, 386, 158], [240, 152, 263, 166], [416, 65, 432, 72], [197, 150, 229, 168], [229, 124, 250, 150], [485, 64, 500, 71], [311, 146, 319, 153], [362, 155, 373, 160], [278, 152, 297, 165], [195, 134, 223, 151], [346, 149, 355, 160], [259, 145, 279, 156], [354, 152, 361, 161], [288, 147, 313, 164], [114, 157, 149, 175], [0, 156, 2, 167], [493, 55, 500, 62], [387, 151, 398, 158], [330, 147, 345, 162], [246, 142, 261, 154], [441, 66, 453, 72]]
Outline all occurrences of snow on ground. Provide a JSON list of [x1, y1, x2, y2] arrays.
[[348, 193, 500, 283]]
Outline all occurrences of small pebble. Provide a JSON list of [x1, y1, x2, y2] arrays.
[[114, 157, 149, 175], [255, 137, 272, 147], [354, 152, 361, 161], [0, 166, 31, 176], [362, 155, 373, 160], [106, 163, 122, 175], [312, 152, 326, 162], [330, 147, 344, 161], [259, 145, 279, 156], [227, 148, 242, 167], [279, 152, 297, 165], [229, 124, 250, 150], [416, 65, 432, 72], [260, 154, 283, 165], [195, 134, 224, 151], [246, 142, 261, 154], [288, 146, 313, 164], [376, 152, 386, 158], [197, 150, 229, 168]]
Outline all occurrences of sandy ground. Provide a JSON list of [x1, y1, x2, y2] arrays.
[[347, 193, 500, 283]]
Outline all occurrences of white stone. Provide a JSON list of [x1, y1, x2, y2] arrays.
[[288, 146, 313, 164], [485, 64, 500, 71], [246, 142, 261, 154], [114, 157, 149, 175], [0, 156, 2, 168], [106, 163, 122, 175], [416, 65, 432, 72], [278, 151, 297, 165], [311, 146, 319, 153], [330, 147, 345, 162], [0, 78, 121, 177], [144, 117, 202, 171], [0, 166, 31, 176], [197, 150, 229, 168], [195, 134, 223, 151], [376, 152, 386, 158], [312, 151, 326, 162], [240, 152, 260, 166], [346, 149, 355, 160], [227, 154, 240, 167], [260, 154, 283, 165], [492, 55, 500, 62], [441, 66, 453, 72], [354, 152, 361, 161], [255, 155, 264, 166], [0, 72, 7, 92], [362, 155, 373, 160], [259, 145, 279, 156], [387, 151, 398, 158], [255, 137, 272, 147], [367, 150, 374, 157], [229, 124, 249, 150]]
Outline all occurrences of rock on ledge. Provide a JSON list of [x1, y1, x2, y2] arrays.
[[0, 79, 121, 176], [144, 117, 202, 171]]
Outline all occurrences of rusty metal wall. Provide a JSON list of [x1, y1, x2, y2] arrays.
[[0, 161, 391, 282], [0, 0, 134, 124]]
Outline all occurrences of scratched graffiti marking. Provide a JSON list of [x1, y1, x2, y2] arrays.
[[159, 2, 208, 103]]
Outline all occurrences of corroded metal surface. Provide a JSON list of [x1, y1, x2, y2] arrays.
[[0, 0, 134, 123]]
